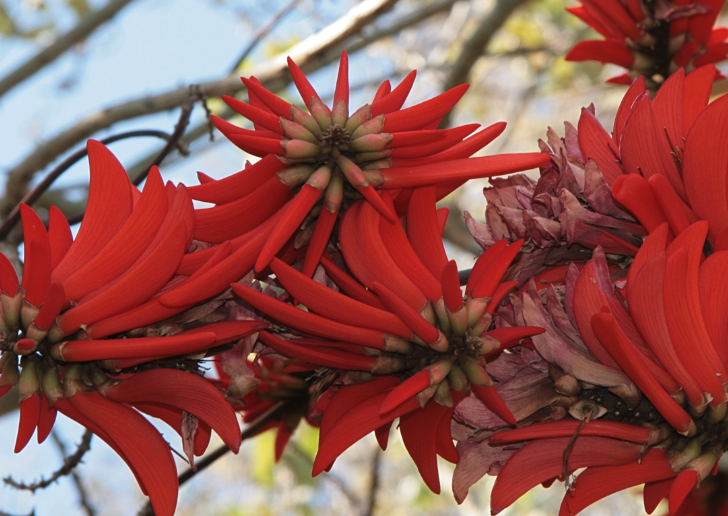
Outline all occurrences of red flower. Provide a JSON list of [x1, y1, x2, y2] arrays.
[[228, 190, 544, 493], [566, 0, 728, 86], [190, 51, 548, 278]]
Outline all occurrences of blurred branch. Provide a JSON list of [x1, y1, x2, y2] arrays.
[[3, 430, 93, 494], [0, 129, 175, 241], [1, 0, 399, 218], [51, 431, 96, 516], [362, 446, 381, 516], [0, 0, 137, 101], [439, 0, 532, 128], [229, 0, 302, 73]]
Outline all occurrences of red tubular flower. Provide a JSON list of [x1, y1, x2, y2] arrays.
[[566, 0, 728, 87], [228, 192, 544, 493], [190, 51, 548, 276]]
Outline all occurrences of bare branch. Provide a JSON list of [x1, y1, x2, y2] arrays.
[[1, 0, 399, 218], [362, 445, 382, 516], [0, 0, 137, 101], [438, 0, 533, 128], [51, 431, 96, 516], [3, 430, 93, 493], [229, 0, 302, 73]]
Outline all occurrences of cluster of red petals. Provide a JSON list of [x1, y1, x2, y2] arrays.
[[193, 51, 548, 277], [566, 0, 728, 85], [0, 141, 273, 515]]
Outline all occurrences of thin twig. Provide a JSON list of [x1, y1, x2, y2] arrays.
[[0, 129, 174, 240], [229, 0, 302, 73], [1, 0, 399, 218], [3, 430, 93, 493], [361, 445, 381, 516], [0, 0, 137, 100], [438, 0, 533, 128], [51, 431, 96, 516], [137, 401, 287, 516]]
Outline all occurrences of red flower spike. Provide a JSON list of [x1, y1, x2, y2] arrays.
[[258, 331, 376, 371], [491, 436, 642, 514], [19, 204, 51, 275], [270, 259, 410, 337], [379, 153, 550, 189], [339, 201, 427, 311], [356, 184, 397, 223], [435, 401, 460, 463], [164, 213, 281, 307], [53, 331, 216, 362], [470, 385, 517, 426], [559, 450, 676, 516], [221, 96, 282, 134], [399, 402, 452, 494], [301, 206, 338, 278], [407, 187, 449, 279], [66, 392, 178, 516], [89, 241, 232, 339], [485, 281, 518, 315], [23, 239, 50, 307], [591, 311, 694, 434], [0, 253, 19, 296], [466, 240, 508, 296], [255, 183, 322, 272], [489, 419, 655, 445], [313, 388, 419, 476], [379, 370, 431, 414], [566, 40, 635, 67], [240, 77, 292, 119], [611, 174, 668, 232], [52, 140, 134, 283], [15, 394, 40, 453], [382, 84, 469, 133], [188, 153, 286, 205], [378, 192, 442, 302], [663, 248, 727, 407], [62, 167, 168, 303], [177, 320, 270, 347], [648, 174, 690, 237], [371, 281, 439, 345], [441, 260, 464, 313], [577, 108, 622, 185], [372, 80, 391, 102], [319, 253, 387, 310], [629, 254, 705, 408], [371, 70, 416, 116], [669, 469, 698, 515], [230, 283, 389, 349], [33, 283, 64, 331], [614, 76, 647, 145], [389, 125, 477, 159], [333, 51, 348, 107], [287, 57, 321, 109], [643, 478, 674, 515], [58, 221, 187, 334], [193, 175, 293, 243], [227, 133, 283, 157], [104, 368, 242, 453], [48, 206, 72, 271], [682, 93, 728, 241], [36, 396, 56, 445], [472, 240, 523, 300], [699, 250, 728, 365]]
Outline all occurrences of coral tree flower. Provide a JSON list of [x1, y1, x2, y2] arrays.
[[566, 0, 728, 86], [0, 141, 265, 516], [229, 190, 544, 493], [191, 51, 548, 278]]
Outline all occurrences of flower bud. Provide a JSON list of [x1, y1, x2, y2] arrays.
[[344, 105, 371, 134], [0, 353, 19, 387], [310, 97, 332, 131], [20, 300, 39, 330], [290, 105, 322, 138], [331, 99, 348, 127], [1, 290, 23, 333], [463, 358, 492, 387], [350, 134, 393, 153], [280, 139, 321, 160], [41, 366, 64, 406], [352, 150, 392, 163], [280, 118, 319, 144], [17, 359, 40, 403], [447, 364, 469, 392], [351, 114, 384, 140], [433, 380, 453, 407]]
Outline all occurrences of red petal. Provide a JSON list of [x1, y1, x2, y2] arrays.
[[683, 64, 715, 134], [380, 154, 549, 189], [19, 204, 51, 272], [301, 207, 337, 278], [699, 250, 728, 365], [577, 108, 623, 185], [613, 76, 646, 145], [466, 240, 507, 296], [357, 184, 397, 222], [399, 402, 450, 493], [372, 80, 391, 102], [52, 140, 133, 283], [48, 206, 72, 271], [643, 478, 673, 515], [270, 258, 410, 337], [565, 40, 634, 67], [371, 281, 439, 344], [470, 385, 516, 426], [382, 84, 468, 133], [193, 176, 292, 243], [104, 368, 242, 452], [221, 95, 282, 134], [55, 331, 216, 361], [226, 133, 283, 157], [258, 331, 376, 371], [33, 282, 65, 330], [23, 239, 51, 307], [36, 395, 56, 444], [319, 253, 387, 310], [441, 260, 464, 312], [333, 51, 349, 106], [618, 92, 670, 179], [648, 174, 690, 236], [611, 174, 667, 232], [230, 283, 387, 348], [491, 436, 642, 515], [371, 70, 416, 116], [287, 56, 321, 109], [380, 371, 430, 414], [669, 469, 698, 515], [240, 77, 292, 119], [407, 187, 449, 280], [472, 240, 523, 299], [489, 419, 654, 445], [15, 394, 40, 453], [0, 252, 19, 296]]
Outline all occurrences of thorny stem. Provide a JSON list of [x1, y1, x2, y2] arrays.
[[3, 429, 93, 494], [137, 400, 288, 516], [0, 129, 176, 241]]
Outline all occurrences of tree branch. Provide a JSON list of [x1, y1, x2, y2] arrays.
[[1, 0, 399, 218], [0, 0, 138, 101], [438, 0, 532, 128]]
